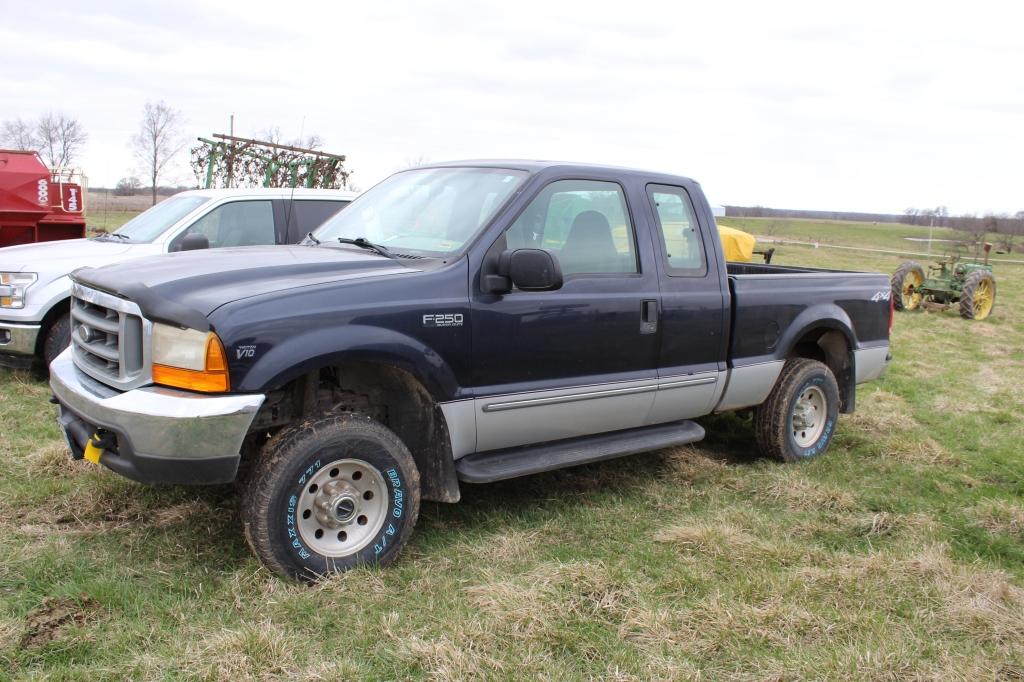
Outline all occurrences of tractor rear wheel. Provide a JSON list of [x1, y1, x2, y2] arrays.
[[959, 271, 996, 320], [891, 261, 925, 311]]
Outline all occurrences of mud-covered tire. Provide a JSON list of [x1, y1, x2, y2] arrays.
[[959, 270, 996, 320], [754, 358, 840, 463], [42, 313, 71, 370], [891, 261, 925, 311], [242, 414, 421, 582]]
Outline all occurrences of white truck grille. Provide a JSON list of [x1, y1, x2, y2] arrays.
[[69, 283, 152, 390]]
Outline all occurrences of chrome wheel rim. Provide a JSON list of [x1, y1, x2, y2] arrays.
[[296, 458, 388, 558], [791, 386, 827, 448]]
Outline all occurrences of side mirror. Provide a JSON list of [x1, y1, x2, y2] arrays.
[[179, 233, 210, 252], [495, 248, 563, 292]]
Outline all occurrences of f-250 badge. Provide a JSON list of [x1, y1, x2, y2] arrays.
[[423, 313, 463, 328]]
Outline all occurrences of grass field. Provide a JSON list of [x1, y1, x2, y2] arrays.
[[1, 218, 1021, 680], [84, 192, 153, 234]]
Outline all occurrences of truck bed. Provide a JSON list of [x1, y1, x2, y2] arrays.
[[726, 262, 891, 365]]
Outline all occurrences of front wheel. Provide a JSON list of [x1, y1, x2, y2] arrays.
[[42, 313, 71, 369], [754, 358, 840, 462], [242, 414, 421, 582]]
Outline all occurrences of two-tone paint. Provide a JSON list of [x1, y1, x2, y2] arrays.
[[68, 161, 892, 479]]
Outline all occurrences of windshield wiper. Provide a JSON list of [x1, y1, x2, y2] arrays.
[[336, 237, 396, 259], [93, 232, 130, 241], [304, 232, 321, 245]]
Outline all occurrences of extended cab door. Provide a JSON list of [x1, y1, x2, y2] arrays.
[[643, 183, 729, 419], [470, 177, 663, 452]]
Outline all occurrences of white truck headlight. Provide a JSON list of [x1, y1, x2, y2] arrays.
[[0, 272, 37, 308]]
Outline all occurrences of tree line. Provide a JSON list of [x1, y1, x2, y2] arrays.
[[727, 205, 1024, 252]]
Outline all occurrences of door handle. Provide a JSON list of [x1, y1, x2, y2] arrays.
[[640, 299, 658, 335]]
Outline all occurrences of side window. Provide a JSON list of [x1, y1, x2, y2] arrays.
[[506, 179, 637, 276], [647, 184, 707, 276], [175, 200, 275, 249], [287, 200, 348, 242]]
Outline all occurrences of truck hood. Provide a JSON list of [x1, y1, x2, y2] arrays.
[[73, 245, 420, 328], [0, 237, 138, 274]]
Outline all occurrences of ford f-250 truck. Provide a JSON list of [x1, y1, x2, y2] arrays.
[[49, 161, 892, 581]]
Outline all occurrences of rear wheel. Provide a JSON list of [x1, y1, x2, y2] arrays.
[[42, 313, 71, 369], [891, 261, 925, 311], [959, 270, 996, 320], [242, 414, 421, 582], [754, 358, 840, 462]]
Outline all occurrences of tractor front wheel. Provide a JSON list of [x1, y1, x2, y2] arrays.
[[959, 271, 996, 320], [891, 261, 925, 311]]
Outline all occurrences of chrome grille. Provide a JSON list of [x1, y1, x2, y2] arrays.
[[69, 283, 152, 390]]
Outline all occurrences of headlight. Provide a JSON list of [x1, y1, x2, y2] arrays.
[[151, 323, 230, 392], [0, 272, 37, 308]]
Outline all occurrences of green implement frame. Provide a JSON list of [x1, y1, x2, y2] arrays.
[[193, 133, 350, 189]]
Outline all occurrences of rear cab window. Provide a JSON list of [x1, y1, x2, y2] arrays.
[[647, 184, 707, 277]]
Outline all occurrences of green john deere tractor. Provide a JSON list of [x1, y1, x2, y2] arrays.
[[891, 243, 996, 320]]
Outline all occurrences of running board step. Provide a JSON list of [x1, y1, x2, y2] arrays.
[[455, 420, 705, 483]]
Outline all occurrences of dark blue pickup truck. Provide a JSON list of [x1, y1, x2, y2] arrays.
[[50, 161, 892, 580]]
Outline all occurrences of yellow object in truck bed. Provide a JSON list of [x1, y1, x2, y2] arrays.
[[717, 224, 758, 262]]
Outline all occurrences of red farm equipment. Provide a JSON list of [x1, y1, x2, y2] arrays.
[[0, 149, 87, 247]]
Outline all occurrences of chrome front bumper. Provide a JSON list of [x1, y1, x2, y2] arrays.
[[0, 321, 41, 356], [48, 349, 265, 484]]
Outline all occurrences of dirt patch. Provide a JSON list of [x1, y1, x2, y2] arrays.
[[19, 594, 101, 649]]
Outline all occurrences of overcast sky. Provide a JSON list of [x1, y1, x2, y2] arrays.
[[3, 1, 1020, 215]]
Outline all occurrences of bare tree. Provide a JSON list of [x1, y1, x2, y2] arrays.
[[132, 101, 185, 205], [35, 113, 88, 167], [0, 118, 38, 151], [401, 154, 431, 170], [257, 126, 324, 150]]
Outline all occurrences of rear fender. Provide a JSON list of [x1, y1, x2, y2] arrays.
[[777, 304, 857, 412]]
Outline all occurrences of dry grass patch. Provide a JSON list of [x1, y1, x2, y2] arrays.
[[845, 389, 916, 436], [391, 629, 514, 681], [757, 473, 856, 512], [24, 441, 92, 477], [655, 520, 766, 559], [883, 433, 956, 466], [466, 560, 638, 642], [968, 498, 1024, 538], [185, 622, 307, 681], [794, 543, 1024, 648], [453, 526, 548, 567], [663, 445, 737, 485]]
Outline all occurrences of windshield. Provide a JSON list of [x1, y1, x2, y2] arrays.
[[108, 195, 209, 242], [313, 167, 528, 256]]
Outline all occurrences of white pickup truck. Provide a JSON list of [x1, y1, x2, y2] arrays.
[[0, 188, 356, 371]]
